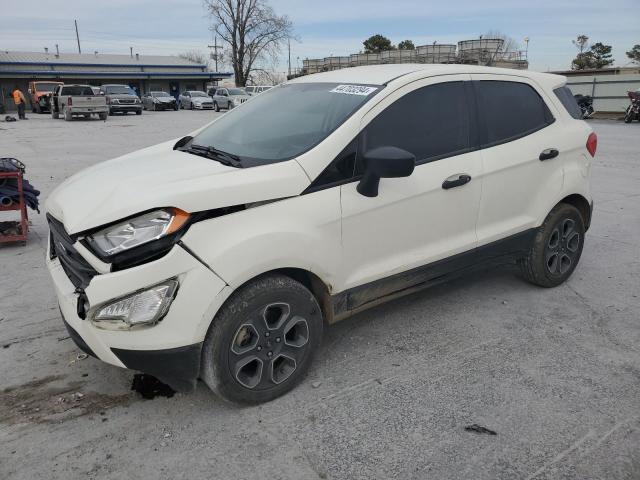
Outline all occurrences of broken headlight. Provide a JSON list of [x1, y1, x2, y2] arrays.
[[90, 279, 178, 330], [85, 208, 190, 258]]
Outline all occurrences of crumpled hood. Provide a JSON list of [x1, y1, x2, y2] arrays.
[[45, 140, 310, 234], [155, 97, 175, 102]]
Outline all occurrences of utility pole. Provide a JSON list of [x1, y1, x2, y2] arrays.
[[207, 37, 223, 72], [287, 39, 291, 76], [74, 20, 81, 54], [130, 46, 133, 58]]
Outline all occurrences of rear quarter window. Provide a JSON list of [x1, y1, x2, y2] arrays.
[[553, 86, 583, 119], [474, 80, 554, 147], [61, 86, 94, 96]]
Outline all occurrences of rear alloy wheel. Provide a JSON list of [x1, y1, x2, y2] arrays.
[[201, 274, 323, 404], [519, 203, 585, 287]]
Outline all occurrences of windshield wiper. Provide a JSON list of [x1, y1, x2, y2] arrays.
[[182, 144, 243, 168]]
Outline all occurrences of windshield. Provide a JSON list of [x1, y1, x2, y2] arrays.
[[61, 86, 94, 96], [190, 91, 208, 97], [190, 82, 380, 165], [105, 85, 135, 95], [35, 82, 60, 92], [228, 88, 246, 96], [153, 92, 170, 97]]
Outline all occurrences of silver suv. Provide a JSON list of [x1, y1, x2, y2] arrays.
[[210, 87, 251, 112]]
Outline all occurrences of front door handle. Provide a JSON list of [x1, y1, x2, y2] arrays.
[[442, 173, 472, 190], [539, 148, 559, 161]]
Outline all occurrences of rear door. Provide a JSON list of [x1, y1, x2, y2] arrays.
[[340, 75, 483, 292], [470, 75, 563, 246]]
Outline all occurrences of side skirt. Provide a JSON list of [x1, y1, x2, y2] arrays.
[[330, 228, 536, 322]]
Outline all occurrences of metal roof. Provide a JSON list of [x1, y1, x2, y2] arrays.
[[0, 50, 205, 68]]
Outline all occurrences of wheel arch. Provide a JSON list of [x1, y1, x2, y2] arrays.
[[558, 193, 592, 230]]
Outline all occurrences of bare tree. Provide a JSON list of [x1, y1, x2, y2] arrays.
[[204, 0, 293, 86], [178, 50, 207, 64], [483, 30, 521, 59]]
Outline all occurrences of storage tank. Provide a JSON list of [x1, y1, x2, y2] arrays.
[[303, 58, 322, 74], [457, 38, 504, 63], [380, 49, 416, 64], [352, 53, 380, 66], [415, 44, 457, 63], [323, 56, 350, 70]]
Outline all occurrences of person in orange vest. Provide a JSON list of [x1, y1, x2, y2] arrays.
[[12, 85, 27, 120]]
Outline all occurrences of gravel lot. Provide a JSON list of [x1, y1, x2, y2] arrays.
[[1, 112, 639, 480]]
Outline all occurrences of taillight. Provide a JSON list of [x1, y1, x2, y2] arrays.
[[67, 96, 72, 106], [586, 132, 597, 157]]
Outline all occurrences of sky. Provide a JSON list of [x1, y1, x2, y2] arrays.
[[1, 0, 638, 73]]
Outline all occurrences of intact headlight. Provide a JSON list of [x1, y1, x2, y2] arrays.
[[86, 208, 190, 257], [90, 279, 178, 330]]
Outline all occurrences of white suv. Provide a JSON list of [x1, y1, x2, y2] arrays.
[[46, 65, 595, 404]]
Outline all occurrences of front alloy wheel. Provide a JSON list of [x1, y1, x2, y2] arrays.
[[201, 274, 323, 404]]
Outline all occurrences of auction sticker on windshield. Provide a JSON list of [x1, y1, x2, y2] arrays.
[[330, 85, 378, 96]]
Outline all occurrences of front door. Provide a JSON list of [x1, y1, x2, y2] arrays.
[[340, 75, 483, 295]]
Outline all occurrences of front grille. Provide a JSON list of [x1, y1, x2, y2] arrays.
[[119, 99, 135, 104], [48, 214, 98, 289]]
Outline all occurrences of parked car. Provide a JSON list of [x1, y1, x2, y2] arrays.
[[244, 85, 273, 96], [179, 91, 214, 110], [50, 84, 108, 121], [28, 81, 63, 113], [90, 86, 101, 95], [142, 91, 178, 111], [210, 87, 251, 111], [45, 65, 595, 404], [101, 84, 142, 115]]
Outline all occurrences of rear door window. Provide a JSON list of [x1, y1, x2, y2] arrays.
[[474, 80, 554, 147], [553, 86, 583, 119]]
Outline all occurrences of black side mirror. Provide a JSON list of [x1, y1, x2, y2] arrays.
[[173, 135, 193, 150], [357, 146, 415, 197]]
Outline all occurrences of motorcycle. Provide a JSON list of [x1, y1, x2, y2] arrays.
[[624, 91, 640, 123], [574, 94, 594, 119]]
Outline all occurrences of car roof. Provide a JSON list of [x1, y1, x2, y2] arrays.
[[289, 64, 566, 89]]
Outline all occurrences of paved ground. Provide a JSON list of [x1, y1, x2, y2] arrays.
[[0, 112, 639, 480]]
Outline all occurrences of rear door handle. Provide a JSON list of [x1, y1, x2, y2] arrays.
[[539, 148, 559, 161], [442, 174, 472, 190]]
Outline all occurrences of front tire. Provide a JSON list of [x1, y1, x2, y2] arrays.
[[201, 274, 323, 404], [519, 204, 585, 288]]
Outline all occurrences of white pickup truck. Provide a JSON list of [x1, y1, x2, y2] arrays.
[[51, 84, 108, 121]]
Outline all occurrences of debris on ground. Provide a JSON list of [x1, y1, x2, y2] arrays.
[[311, 381, 322, 388], [464, 424, 497, 435], [130, 374, 175, 399], [68, 353, 88, 366]]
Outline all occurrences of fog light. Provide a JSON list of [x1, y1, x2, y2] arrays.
[[90, 279, 178, 330]]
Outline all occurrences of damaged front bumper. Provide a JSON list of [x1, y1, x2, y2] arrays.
[[48, 238, 228, 392]]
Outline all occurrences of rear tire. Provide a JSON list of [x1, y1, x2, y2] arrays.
[[99, 112, 107, 120], [136, 109, 142, 115], [518, 204, 585, 288], [201, 274, 323, 404]]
